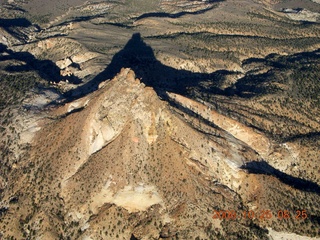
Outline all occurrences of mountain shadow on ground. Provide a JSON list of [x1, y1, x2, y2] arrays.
[[134, 3, 222, 21], [241, 161, 320, 195], [0, 18, 32, 28], [65, 32, 297, 100], [226, 48, 320, 98], [64, 32, 236, 99], [0, 43, 81, 84], [0, 18, 40, 42]]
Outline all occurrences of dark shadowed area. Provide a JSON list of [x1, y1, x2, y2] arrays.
[[0, 43, 81, 84], [241, 160, 320, 195], [65, 32, 237, 99]]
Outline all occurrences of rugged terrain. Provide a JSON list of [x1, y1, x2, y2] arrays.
[[0, 0, 320, 239]]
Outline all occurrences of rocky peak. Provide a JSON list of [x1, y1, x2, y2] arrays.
[[0, 67, 268, 239]]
